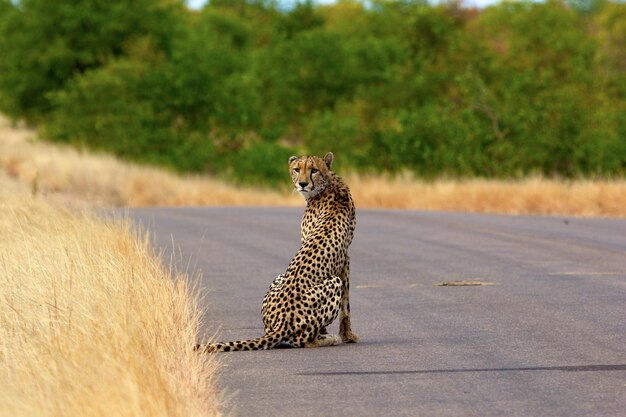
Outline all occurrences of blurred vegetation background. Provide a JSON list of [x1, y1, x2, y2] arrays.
[[0, 0, 624, 186]]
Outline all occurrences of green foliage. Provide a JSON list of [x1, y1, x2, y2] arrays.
[[1, 0, 625, 183], [0, 0, 184, 121], [45, 51, 215, 172], [223, 140, 295, 187]]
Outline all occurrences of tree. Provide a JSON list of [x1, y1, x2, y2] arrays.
[[0, 0, 184, 121]]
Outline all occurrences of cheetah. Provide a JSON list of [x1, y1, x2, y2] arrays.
[[196, 152, 358, 352]]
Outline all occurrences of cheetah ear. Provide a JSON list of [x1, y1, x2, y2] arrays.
[[323, 152, 334, 170], [288, 156, 298, 165]]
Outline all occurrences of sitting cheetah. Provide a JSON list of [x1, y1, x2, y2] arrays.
[[197, 152, 358, 352]]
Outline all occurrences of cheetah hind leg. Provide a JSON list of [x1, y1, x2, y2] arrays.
[[304, 333, 342, 348], [306, 275, 345, 348]]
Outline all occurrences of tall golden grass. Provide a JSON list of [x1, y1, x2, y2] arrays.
[[0, 116, 299, 208], [0, 187, 222, 417], [347, 174, 626, 217], [2, 115, 625, 216]]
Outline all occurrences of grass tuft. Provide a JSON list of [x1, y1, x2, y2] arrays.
[[0, 188, 222, 417]]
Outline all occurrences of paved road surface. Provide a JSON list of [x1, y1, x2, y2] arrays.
[[130, 207, 626, 417]]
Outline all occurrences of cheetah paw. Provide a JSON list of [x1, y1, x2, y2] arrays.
[[341, 332, 359, 343]]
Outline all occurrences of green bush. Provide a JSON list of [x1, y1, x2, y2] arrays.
[[223, 141, 295, 187], [0, 0, 183, 122], [1, 0, 625, 183], [304, 104, 368, 170], [46, 54, 215, 172], [44, 11, 265, 175]]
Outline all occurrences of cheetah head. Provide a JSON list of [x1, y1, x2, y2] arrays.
[[288, 152, 334, 200]]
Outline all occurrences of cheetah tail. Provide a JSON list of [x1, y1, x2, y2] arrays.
[[195, 332, 281, 353]]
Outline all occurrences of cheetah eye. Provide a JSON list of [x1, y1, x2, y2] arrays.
[[293, 168, 300, 173], [311, 168, 318, 174]]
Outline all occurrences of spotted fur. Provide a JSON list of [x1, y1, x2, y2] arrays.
[[197, 152, 358, 352]]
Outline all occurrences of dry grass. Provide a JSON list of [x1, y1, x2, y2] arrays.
[[348, 174, 626, 217], [0, 186, 222, 417], [0, 116, 300, 208], [2, 115, 625, 216]]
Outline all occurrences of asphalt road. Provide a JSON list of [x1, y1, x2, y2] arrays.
[[130, 207, 626, 417]]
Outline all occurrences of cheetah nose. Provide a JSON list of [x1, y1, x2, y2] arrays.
[[298, 181, 308, 188]]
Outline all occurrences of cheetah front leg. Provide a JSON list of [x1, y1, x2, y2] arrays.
[[339, 256, 358, 343]]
